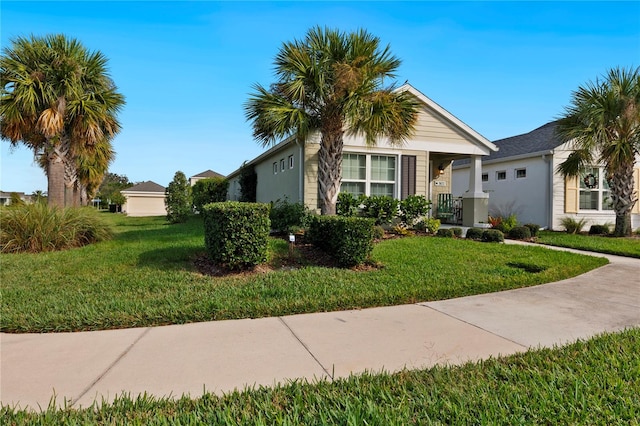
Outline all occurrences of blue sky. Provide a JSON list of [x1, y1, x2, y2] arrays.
[[1, 1, 639, 194]]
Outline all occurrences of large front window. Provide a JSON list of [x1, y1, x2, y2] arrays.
[[579, 167, 613, 211], [341, 154, 396, 197]]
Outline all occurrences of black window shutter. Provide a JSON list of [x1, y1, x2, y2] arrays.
[[401, 155, 416, 199]]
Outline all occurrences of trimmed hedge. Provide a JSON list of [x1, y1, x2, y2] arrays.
[[436, 228, 455, 238], [482, 229, 505, 243], [589, 224, 610, 235], [202, 202, 270, 270], [508, 226, 532, 240], [466, 227, 484, 240], [270, 200, 310, 233], [307, 216, 375, 267], [524, 223, 541, 237]]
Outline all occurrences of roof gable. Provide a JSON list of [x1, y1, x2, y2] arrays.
[[191, 169, 225, 179], [122, 181, 166, 193]]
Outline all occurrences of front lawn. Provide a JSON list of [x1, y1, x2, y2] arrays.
[[537, 230, 640, 258], [3, 328, 638, 424], [0, 215, 608, 333]]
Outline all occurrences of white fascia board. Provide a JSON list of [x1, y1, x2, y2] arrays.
[[452, 150, 555, 169]]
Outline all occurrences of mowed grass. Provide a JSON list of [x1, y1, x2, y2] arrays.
[[1, 214, 608, 333], [3, 328, 638, 424], [537, 230, 640, 258]]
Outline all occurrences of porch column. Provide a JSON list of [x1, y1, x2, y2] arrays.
[[462, 155, 489, 227]]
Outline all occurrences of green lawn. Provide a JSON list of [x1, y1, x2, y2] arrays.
[[537, 230, 640, 258], [3, 328, 638, 424], [1, 214, 608, 333]]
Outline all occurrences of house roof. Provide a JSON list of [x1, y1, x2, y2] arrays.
[[122, 181, 165, 193], [191, 169, 225, 179], [454, 121, 562, 166]]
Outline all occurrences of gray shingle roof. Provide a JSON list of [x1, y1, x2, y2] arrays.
[[192, 169, 225, 179], [455, 121, 563, 166], [123, 181, 165, 193]]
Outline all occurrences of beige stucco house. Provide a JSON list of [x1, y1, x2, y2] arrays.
[[452, 121, 640, 230], [121, 181, 167, 217], [227, 84, 498, 227], [189, 169, 225, 186]]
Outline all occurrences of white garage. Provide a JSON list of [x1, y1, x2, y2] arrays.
[[121, 181, 167, 217]]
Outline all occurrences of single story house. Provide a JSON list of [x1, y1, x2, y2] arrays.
[[189, 169, 225, 186], [121, 181, 167, 217], [452, 121, 640, 230], [0, 191, 32, 206], [227, 83, 499, 227]]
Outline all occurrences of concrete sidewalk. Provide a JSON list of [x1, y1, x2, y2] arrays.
[[2, 244, 639, 411]]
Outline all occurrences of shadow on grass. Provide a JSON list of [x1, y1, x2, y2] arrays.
[[137, 245, 204, 272]]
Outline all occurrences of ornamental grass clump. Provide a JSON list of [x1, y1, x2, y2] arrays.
[[0, 204, 112, 253]]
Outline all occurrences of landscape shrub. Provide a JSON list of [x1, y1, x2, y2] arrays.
[[192, 177, 228, 212], [0, 204, 112, 253], [561, 217, 588, 234], [491, 214, 518, 233], [508, 226, 532, 240], [202, 202, 270, 270], [465, 227, 484, 240], [482, 229, 504, 243], [524, 223, 541, 237], [238, 162, 257, 202], [391, 225, 412, 236], [398, 195, 431, 227], [360, 196, 399, 225], [269, 199, 311, 233], [450, 227, 463, 237], [307, 215, 375, 267], [415, 217, 441, 234], [589, 224, 610, 235], [165, 171, 192, 224], [373, 225, 385, 239], [436, 228, 454, 238], [336, 192, 361, 217]]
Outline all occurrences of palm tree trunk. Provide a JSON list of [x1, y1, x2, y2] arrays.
[[47, 151, 65, 208], [317, 131, 344, 215], [608, 163, 637, 237]]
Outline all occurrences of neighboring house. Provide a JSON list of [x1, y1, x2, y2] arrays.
[[452, 121, 640, 230], [121, 181, 167, 217], [189, 170, 225, 186], [0, 191, 31, 206], [227, 83, 499, 227]]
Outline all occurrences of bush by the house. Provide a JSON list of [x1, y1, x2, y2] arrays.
[[373, 225, 385, 239], [589, 224, 610, 235], [360, 196, 399, 225], [1, 204, 112, 253], [269, 199, 311, 233], [398, 195, 431, 227], [508, 226, 532, 240], [524, 223, 541, 237], [482, 229, 504, 243], [466, 227, 484, 240], [202, 202, 270, 270], [238, 162, 257, 202], [436, 228, 454, 238], [165, 171, 192, 224], [192, 177, 228, 212], [561, 216, 588, 234], [450, 227, 463, 237], [415, 217, 441, 234], [491, 214, 518, 233], [336, 192, 362, 217], [307, 215, 375, 267]]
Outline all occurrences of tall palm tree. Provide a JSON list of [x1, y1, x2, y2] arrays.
[[245, 27, 419, 215], [556, 66, 640, 236], [1, 34, 124, 208]]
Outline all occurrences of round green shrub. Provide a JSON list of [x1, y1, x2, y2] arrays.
[[524, 223, 540, 237], [589, 224, 610, 235], [450, 227, 463, 237], [436, 228, 454, 238], [508, 226, 532, 240], [373, 225, 385, 239], [465, 227, 484, 240], [482, 229, 504, 243]]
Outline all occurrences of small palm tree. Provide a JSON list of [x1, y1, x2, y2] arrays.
[[556, 66, 640, 236], [1, 34, 124, 208], [245, 27, 419, 215]]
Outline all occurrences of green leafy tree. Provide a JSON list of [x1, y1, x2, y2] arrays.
[[1, 34, 125, 208], [192, 177, 228, 212], [245, 27, 418, 215], [556, 67, 640, 236], [96, 172, 132, 208], [238, 162, 257, 202], [165, 171, 191, 224]]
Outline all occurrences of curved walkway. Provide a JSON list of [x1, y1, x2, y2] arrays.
[[2, 242, 639, 411]]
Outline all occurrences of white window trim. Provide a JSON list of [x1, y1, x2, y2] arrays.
[[579, 166, 613, 211], [515, 168, 527, 179], [288, 155, 294, 169], [341, 152, 398, 198], [496, 170, 507, 181], [273, 162, 278, 174]]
